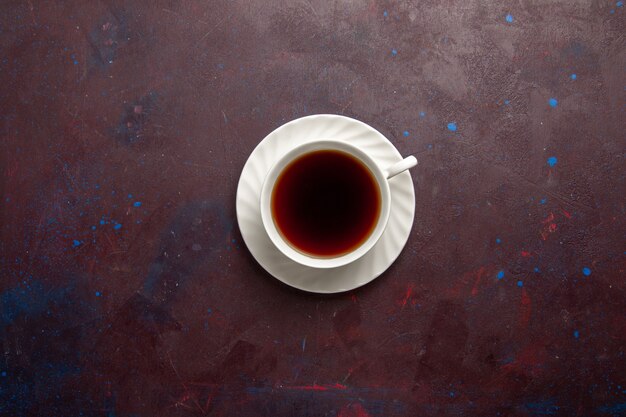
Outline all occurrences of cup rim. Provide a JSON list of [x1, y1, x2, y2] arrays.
[[260, 140, 391, 269]]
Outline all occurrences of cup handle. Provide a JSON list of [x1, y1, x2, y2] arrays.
[[385, 155, 418, 179]]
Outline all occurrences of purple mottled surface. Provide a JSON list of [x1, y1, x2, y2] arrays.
[[1, 1, 625, 416]]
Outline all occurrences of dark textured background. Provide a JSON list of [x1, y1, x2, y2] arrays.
[[1, 1, 625, 416]]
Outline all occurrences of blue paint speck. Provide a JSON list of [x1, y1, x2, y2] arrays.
[[383, 10, 388, 17], [100, 219, 106, 225], [127, 194, 133, 198], [403, 130, 410, 137], [391, 49, 398, 56], [207, 308, 212, 315], [504, 100, 510, 105], [497, 270, 505, 279], [540, 198, 547, 204], [610, 9, 615, 13], [91, 225, 96, 230], [72, 240, 81, 247], [517, 280, 523, 287], [496, 238, 502, 244], [133, 201, 142, 207], [1, 371, 6, 377], [548, 97, 558, 107], [113, 223, 122, 230], [547, 156, 558, 167], [505, 14, 514, 23], [449, 391, 455, 398], [618, 1, 624, 7], [573, 330, 579, 339], [534, 267, 540, 273], [447, 122, 457, 132], [419, 111, 426, 117], [570, 73, 577, 80], [582, 267, 591, 276], [95, 291, 101, 297]]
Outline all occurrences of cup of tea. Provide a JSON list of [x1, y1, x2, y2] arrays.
[[260, 140, 417, 268]]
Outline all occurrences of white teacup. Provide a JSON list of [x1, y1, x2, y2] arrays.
[[260, 140, 416, 269]]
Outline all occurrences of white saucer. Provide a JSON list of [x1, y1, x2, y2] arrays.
[[236, 114, 415, 293]]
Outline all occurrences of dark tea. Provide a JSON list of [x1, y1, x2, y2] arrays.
[[271, 150, 381, 257]]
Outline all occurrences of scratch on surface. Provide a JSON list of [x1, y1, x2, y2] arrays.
[[376, 331, 420, 350], [341, 361, 366, 383], [196, 14, 233, 45], [80, 41, 88, 82], [303, 0, 321, 22], [103, 231, 119, 252], [54, 157, 78, 192], [165, 350, 207, 414], [27, 0, 36, 24], [162, 8, 209, 25], [452, 141, 596, 213]]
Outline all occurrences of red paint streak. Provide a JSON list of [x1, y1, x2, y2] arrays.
[[447, 270, 473, 298], [350, 293, 358, 303], [177, 392, 192, 403], [204, 393, 213, 413], [520, 251, 532, 258], [501, 343, 547, 375], [540, 213, 558, 240], [366, 0, 378, 16], [400, 285, 413, 309], [471, 266, 486, 296], [283, 383, 347, 391], [542, 212, 555, 224], [447, 265, 494, 298], [171, 386, 208, 413], [518, 288, 532, 328], [338, 403, 371, 417], [561, 208, 572, 219]]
